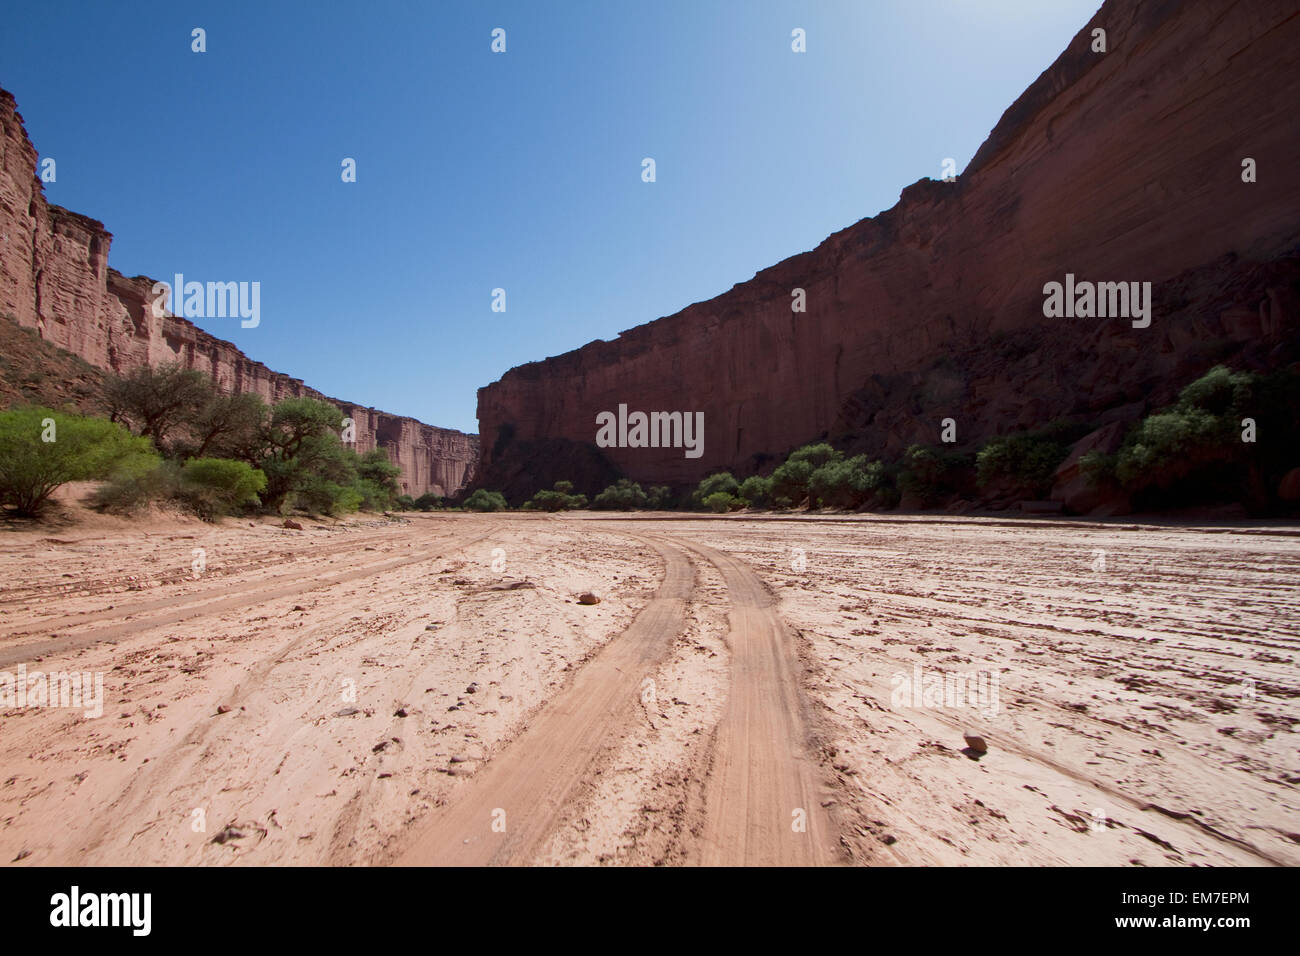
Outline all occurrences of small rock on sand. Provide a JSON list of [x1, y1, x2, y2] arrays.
[[963, 733, 988, 754], [577, 592, 601, 605]]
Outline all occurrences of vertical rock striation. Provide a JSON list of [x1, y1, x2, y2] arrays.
[[0, 88, 476, 497]]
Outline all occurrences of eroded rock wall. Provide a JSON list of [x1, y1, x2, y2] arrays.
[[0, 89, 476, 497], [476, 0, 1300, 500]]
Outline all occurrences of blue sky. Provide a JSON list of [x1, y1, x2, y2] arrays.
[[3, 0, 1099, 434]]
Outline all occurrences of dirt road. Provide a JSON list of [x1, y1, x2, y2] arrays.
[[1, 506, 1296, 866]]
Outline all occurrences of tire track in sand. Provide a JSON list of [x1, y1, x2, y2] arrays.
[[663, 535, 842, 866], [65, 526, 500, 861], [0, 526, 484, 668], [396, 537, 693, 865]]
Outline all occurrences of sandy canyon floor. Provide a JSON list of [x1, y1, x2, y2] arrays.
[[0, 504, 1297, 866]]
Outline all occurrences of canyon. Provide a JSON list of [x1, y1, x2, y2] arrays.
[[0, 90, 476, 497], [475, 0, 1300, 504]]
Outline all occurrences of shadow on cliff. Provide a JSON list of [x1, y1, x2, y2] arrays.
[[469, 432, 622, 506]]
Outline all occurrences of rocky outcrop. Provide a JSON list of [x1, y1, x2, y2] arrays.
[[1050, 421, 1129, 516], [0, 88, 476, 497], [476, 0, 1300, 502]]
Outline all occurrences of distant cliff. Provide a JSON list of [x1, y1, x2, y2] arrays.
[[476, 0, 1300, 502], [0, 89, 476, 497]]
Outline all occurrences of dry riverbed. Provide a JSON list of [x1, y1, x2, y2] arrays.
[[1, 497, 1296, 866]]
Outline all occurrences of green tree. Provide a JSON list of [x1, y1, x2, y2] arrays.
[[646, 485, 673, 510], [0, 408, 157, 517], [808, 455, 880, 508], [178, 457, 267, 519], [104, 363, 214, 451], [592, 478, 649, 510], [464, 489, 508, 512], [770, 458, 815, 505], [738, 474, 773, 508], [897, 445, 973, 505], [254, 398, 349, 511], [529, 483, 587, 511], [190, 391, 267, 460], [692, 472, 739, 507], [976, 434, 1072, 499], [1112, 366, 1272, 498], [787, 443, 842, 469], [703, 491, 740, 513], [355, 448, 402, 511]]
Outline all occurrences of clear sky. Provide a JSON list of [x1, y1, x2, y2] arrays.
[[3, 0, 1100, 434]]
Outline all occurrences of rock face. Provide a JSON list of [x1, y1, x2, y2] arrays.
[[1050, 421, 1129, 516], [0, 88, 476, 497], [476, 0, 1300, 502]]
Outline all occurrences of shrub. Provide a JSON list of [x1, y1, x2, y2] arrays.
[[897, 444, 973, 505], [354, 449, 402, 511], [646, 485, 673, 510], [786, 443, 842, 469], [394, 494, 416, 511], [809, 454, 883, 509], [178, 458, 267, 519], [592, 478, 648, 510], [91, 458, 181, 514], [0, 408, 157, 517], [1115, 408, 1223, 489], [412, 492, 444, 511], [352, 478, 395, 512], [770, 458, 815, 505], [528, 490, 572, 510], [703, 491, 740, 514], [464, 489, 508, 512], [1176, 364, 1255, 417], [1078, 450, 1117, 487], [738, 475, 773, 508], [294, 474, 363, 516], [1075, 365, 1300, 511], [1110, 366, 1276, 502], [693, 472, 739, 506], [976, 434, 1072, 499], [530, 480, 590, 511]]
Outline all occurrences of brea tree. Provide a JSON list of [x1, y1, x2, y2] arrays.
[[104, 363, 213, 450]]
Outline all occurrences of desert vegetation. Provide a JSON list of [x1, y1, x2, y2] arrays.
[[0, 363, 403, 520], [0, 407, 155, 517], [415, 365, 1296, 520], [1081, 364, 1299, 511]]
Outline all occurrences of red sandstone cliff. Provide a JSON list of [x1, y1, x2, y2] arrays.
[[476, 0, 1300, 502], [0, 89, 476, 497]]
